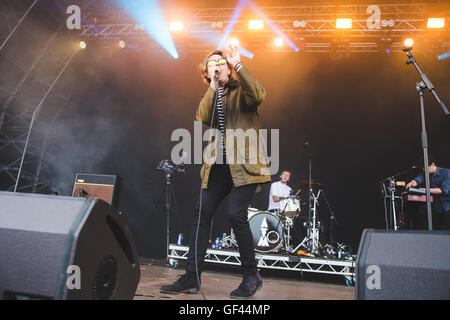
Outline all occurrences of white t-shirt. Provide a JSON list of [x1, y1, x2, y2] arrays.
[[268, 181, 292, 210]]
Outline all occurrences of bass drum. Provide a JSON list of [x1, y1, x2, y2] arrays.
[[248, 211, 283, 253]]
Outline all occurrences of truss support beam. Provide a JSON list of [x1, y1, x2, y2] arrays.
[[168, 244, 355, 284], [75, 3, 450, 53]]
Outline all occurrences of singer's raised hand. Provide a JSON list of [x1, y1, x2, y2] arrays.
[[226, 43, 240, 68]]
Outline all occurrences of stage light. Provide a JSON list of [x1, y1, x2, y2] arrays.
[[119, 40, 126, 48], [403, 38, 414, 48], [247, 1, 299, 53], [274, 37, 283, 47], [336, 18, 352, 29], [79, 41, 86, 49], [114, 0, 179, 59], [169, 21, 183, 31], [211, 21, 223, 29], [293, 20, 307, 28], [427, 18, 445, 29], [249, 19, 263, 30], [230, 38, 240, 46]]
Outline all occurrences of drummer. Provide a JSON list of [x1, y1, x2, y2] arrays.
[[268, 170, 292, 212]]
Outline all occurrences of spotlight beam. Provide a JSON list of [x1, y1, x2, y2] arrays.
[[114, 0, 178, 59], [216, 0, 248, 51], [437, 51, 450, 61], [247, 1, 299, 52], [184, 0, 254, 59], [240, 47, 254, 59]]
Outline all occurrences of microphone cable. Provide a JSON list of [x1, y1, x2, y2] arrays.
[[195, 85, 219, 300]]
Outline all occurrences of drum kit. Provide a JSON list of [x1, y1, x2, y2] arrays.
[[221, 180, 332, 256]]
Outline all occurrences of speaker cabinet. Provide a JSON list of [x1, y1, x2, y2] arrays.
[[0, 191, 140, 300], [356, 229, 450, 300]]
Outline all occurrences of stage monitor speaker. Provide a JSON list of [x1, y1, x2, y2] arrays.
[[355, 229, 450, 300], [0, 191, 140, 300], [72, 173, 119, 207]]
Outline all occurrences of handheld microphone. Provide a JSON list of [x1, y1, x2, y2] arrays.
[[214, 70, 219, 80]]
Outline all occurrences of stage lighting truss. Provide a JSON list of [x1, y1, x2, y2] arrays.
[[168, 244, 356, 284], [0, 1, 78, 194], [74, 3, 449, 53]]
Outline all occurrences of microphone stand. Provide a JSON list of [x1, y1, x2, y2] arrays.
[[402, 46, 449, 231], [389, 178, 399, 230], [379, 167, 417, 230], [165, 172, 172, 262], [378, 166, 418, 184], [305, 144, 312, 228], [156, 160, 185, 263]]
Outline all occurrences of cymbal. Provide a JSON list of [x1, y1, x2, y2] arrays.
[[298, 179, 324, 190]]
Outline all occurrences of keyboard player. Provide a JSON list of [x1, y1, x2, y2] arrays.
[[405, 156, 450, 230]]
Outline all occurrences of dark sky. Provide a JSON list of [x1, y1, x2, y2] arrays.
[[0, 0, 449, 259]]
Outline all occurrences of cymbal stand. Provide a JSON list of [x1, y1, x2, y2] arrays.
[[292, 189, 322, 255], [321, 189, 338, 244]]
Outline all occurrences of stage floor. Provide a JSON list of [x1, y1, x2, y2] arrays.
[[134, 261, 354, 300]]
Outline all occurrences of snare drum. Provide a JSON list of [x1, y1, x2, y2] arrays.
[[279, 196, 301, 217], [248, 211, 284, 253]]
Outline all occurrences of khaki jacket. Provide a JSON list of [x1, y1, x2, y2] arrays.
[[196, 64, 272, 189]]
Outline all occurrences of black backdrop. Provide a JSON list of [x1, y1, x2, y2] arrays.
[[39, 47, 449, 259]]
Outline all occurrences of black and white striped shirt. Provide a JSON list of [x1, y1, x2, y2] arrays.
[[215, 63, 243, 164], [216, 87, 226, 163]]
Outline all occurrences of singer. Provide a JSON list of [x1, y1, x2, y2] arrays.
[[160, 43, 271, 298]]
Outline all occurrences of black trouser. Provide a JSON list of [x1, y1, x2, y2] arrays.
[[435, 211, 450, 230], [186, 164, 257, 276], [409, 205, 450, 230], [408, 206, 433, 229]]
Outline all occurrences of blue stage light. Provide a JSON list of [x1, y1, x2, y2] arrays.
[[114, 0, 179, 59], [437, 51, 450, 61], [217, 0, 248, 51]]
